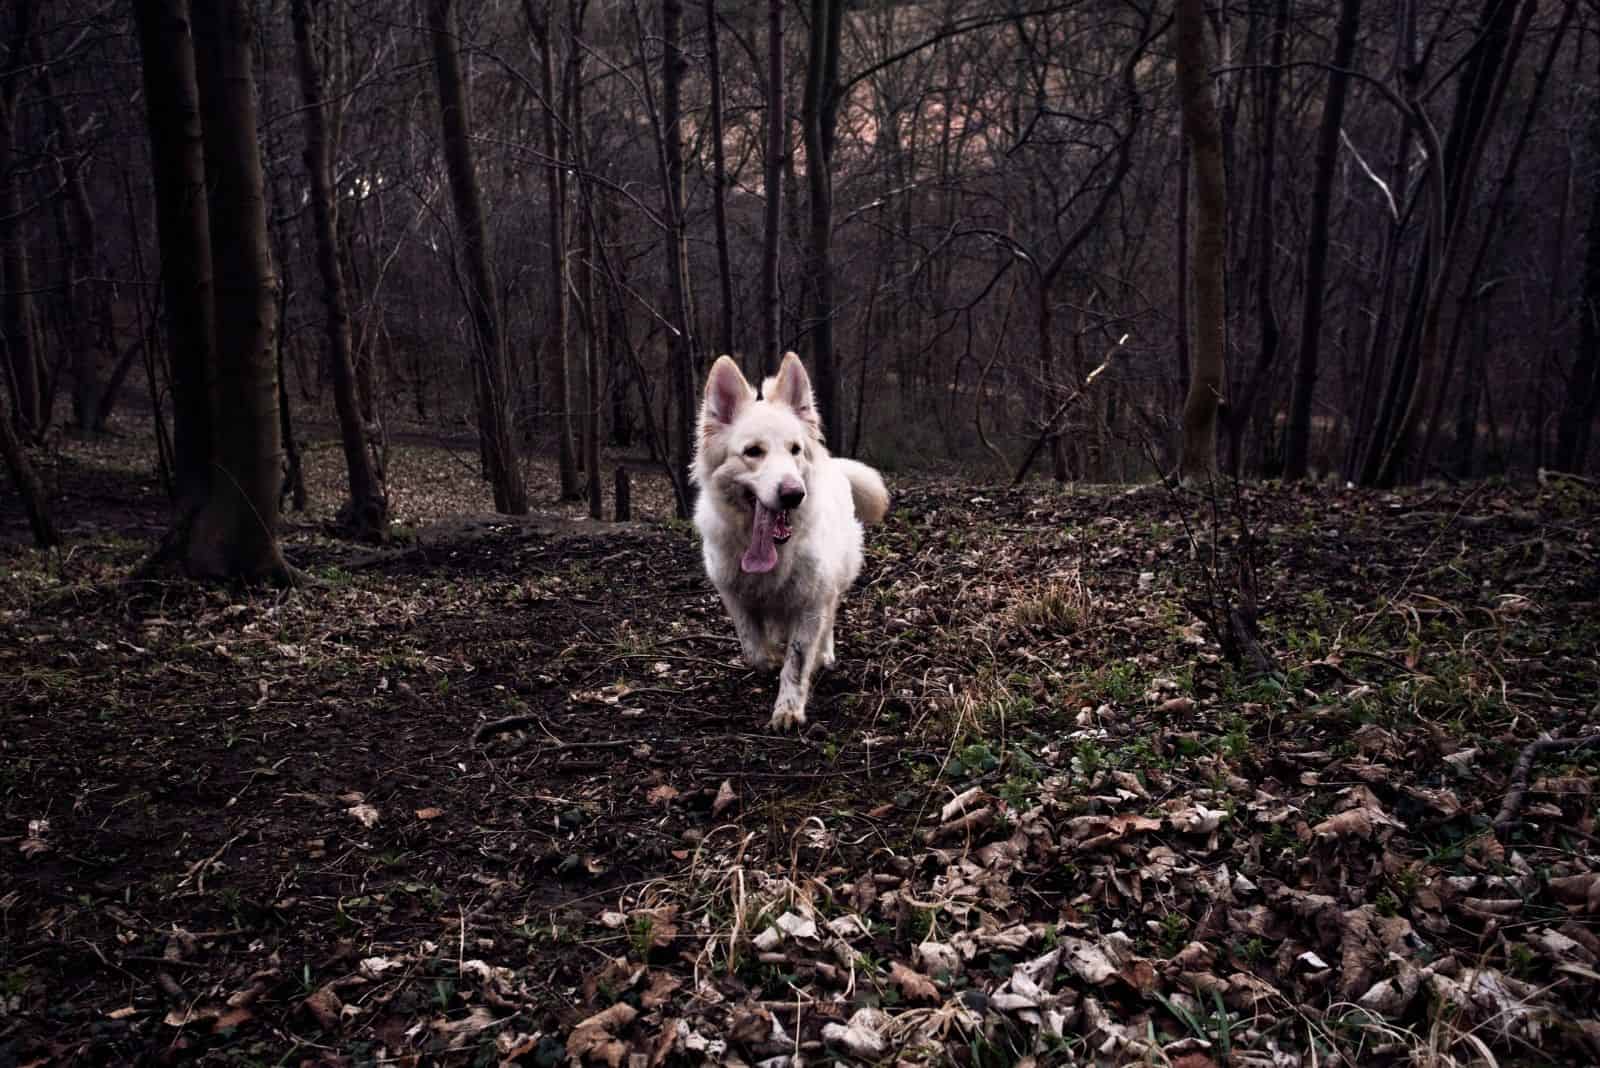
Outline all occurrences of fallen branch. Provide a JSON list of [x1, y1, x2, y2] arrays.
[[1493, 734, 1600, 838], [473, 714, 636, 749]]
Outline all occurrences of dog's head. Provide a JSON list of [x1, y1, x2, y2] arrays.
[[693, 352, 823, 573]]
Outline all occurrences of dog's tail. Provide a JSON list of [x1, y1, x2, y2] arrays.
[[836, 459, 890, 525]]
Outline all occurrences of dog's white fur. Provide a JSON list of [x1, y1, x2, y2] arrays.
[[692, 352, 889, 730]]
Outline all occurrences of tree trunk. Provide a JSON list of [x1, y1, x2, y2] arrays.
[[1283, 0, 1362, 480], [567, 0, 601, 519], [37, 54, 109, 434], [0, 0, 42, 435], [1555, 19, 1600, 472], [1176, 0, 1226, 485], [185, 0, 292, 582], [1223, 0, 1287, 478], [659, 0, 696, 514], [705, 0, 735, 360], [801, 0, 843, 446], [133, 0, 216, 512], [526, 0, 580, 500], [0, 395, 56, 547], [1368, 0, 1527, 486], [757, 0, 784, 380], [428, 0, 527, 514], [292, 0, 388, 540]]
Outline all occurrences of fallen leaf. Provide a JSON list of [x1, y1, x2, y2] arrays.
[[300, 986, 342, 1031], [712, 779, 738, 817], [347, 803, 380, 828], [415, 807, 444, 820], [567, 1001, 637, 1067], [821, 1006, 888, 1060], [889, 961, 940, 1003]]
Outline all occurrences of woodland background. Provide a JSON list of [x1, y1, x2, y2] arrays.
[[2, 0, 1599, 566]]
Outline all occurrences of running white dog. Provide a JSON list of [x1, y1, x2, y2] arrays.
[[692, 352, 889, 730]]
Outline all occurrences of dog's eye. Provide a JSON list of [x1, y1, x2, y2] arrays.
[[743, 444, 765, 458], [789, 444, 801, 455]]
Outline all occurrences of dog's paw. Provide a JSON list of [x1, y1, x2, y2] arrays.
[[819, 646, 836, 670], [769, 697, 807, 732]]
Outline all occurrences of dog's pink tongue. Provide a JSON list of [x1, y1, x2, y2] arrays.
[[742, 503, 780, 573]]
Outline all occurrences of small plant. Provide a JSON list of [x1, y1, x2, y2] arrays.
[[1158, 912, 1190, 955], [627, 913, 656, 959], [1074, 740, 1106, 779], [1235, 935, 1269, 965]]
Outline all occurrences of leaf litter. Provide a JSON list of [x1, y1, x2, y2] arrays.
[[1, 435, 1598, 1063]]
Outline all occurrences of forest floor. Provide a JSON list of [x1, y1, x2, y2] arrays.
[[2, 423, 1599, 1067]]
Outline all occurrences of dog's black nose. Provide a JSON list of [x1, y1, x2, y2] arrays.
[[779, 485, 806, 510]]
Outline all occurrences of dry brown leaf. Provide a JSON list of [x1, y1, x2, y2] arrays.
[[300, 985, 342, 1031], [414, 807, 444, 820], [1549, 873, 1600, 912], [567, 1002, 638, 1067], [1171, 1055, 1220, 1068], [639, 970, 681, 1010], [646, 784, 679, 806], [889, 960, 940, 1003]]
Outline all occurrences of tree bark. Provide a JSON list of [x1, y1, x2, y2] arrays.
[[527, 0, 580, 500], [659, 0, 696, 513], [1283, 0, 1362, 480], [757, 0, 784, 380], [1367, 0, 1527, 486], [0, 390, 56, 547], [133, 0, 216, 512], [1176, 0, 1226, 485], [1223, 0, 1287, 478], [0, 0, 42, 435], [801, 0, 843, 446], [705, 0, 736, 361], [36, 52, 110, 434], [428, 0, 527, 514], [1555, 17, 1600, 472], [291, 0, 388, 540], [185, 0, 292, 582]]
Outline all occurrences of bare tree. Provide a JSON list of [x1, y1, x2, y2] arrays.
[[0, 373, 56, 547], [655, 0, 696, 512], [428, 0, 527, 514], [801, 0, 843, 445], [291, 0, 388, 540], [1283, 0, 1362, 480], [0, 0, 42, 434], [131, 0, 292, 581], [1555, 3, 1600, 472], [705, 0, 736, 360], [1176, 0, 1227, 485], [526, 0, 580, 501], [757, 0, 784, 380]]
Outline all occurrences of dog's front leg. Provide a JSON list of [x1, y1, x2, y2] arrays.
[[722, 593, 774, 670], [770, 612, 824, 731]]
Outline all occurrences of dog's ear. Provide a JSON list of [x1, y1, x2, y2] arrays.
[[702, 355, 752, 427], [770, 351, 820, 434]]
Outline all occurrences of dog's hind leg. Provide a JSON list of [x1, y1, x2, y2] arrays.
[[819, 593, 840, 670], [770, 611, 825, 731]]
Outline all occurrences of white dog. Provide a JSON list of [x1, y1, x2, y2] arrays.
[[692, 352, 889, 730]]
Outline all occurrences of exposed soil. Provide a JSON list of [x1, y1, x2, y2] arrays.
[[2, 427, 1598, 1066]]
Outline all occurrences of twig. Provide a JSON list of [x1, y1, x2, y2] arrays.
[[177, 833, 245, 894], [473, 714, 636, 748], [1493, 734, 1600, 838]]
